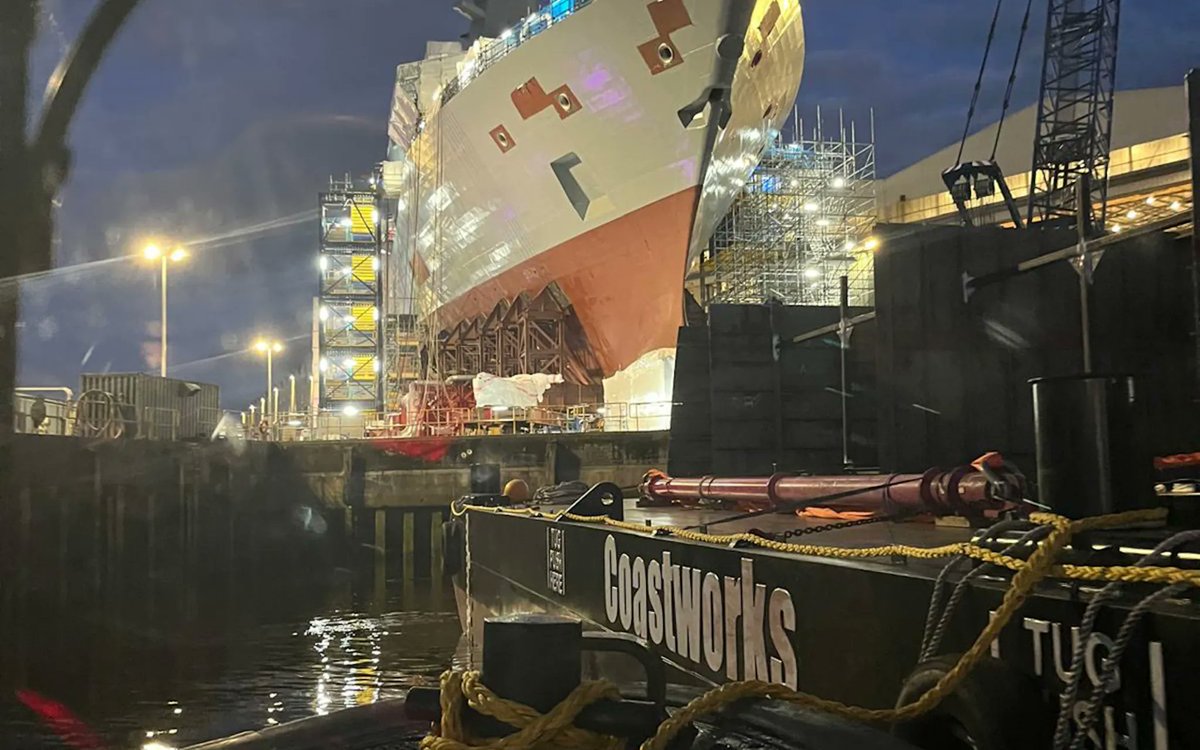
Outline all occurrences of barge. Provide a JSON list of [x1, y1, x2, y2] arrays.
[[451, 484, 1198, 749]]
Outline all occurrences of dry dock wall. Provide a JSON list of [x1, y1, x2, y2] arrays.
[[267, 431, 667, 510], [0, 431, 668, 592], [874, 224, 1200, 474]]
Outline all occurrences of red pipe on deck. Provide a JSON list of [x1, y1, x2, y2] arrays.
[[640, 468, 1008, 516]]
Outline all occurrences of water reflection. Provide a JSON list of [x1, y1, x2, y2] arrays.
[[2, 576, 460, 749]]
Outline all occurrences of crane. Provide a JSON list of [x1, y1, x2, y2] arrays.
[[943, 0, 1121, 235], [1026, 0, 1121, 234]]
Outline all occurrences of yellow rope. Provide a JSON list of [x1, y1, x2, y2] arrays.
[[637, 511, 1071, 746], [421, 669, 623, 750], [438, 506, 1182, 749], [461, 504, 1188, 588]]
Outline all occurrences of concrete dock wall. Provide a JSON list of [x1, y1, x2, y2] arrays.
[[270, 431, 668, 509], [0, 431, 668, 596]]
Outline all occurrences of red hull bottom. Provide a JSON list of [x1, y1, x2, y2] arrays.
[[436, 187, 698, 377]]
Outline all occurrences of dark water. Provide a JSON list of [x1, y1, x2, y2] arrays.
[[0, 575, 461, 749]]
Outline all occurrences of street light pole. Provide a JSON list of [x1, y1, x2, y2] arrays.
[[266, 350, 273, 419], [255, 338, 284, 424], [160, 254, 167, 377], [143, 244, 186, 377]]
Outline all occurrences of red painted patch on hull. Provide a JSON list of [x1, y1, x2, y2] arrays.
[[436, 187, 698, 376]]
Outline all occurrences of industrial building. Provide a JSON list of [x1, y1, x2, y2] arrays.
[[878, 86, 1192, 232]]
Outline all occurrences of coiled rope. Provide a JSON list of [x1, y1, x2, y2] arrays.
[[437, 506, 1183, 750], [422, 669, 623, 750]]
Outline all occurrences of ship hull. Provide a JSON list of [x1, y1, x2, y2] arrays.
[[396, 0, 805, 377], [437, 186, 699, 376]]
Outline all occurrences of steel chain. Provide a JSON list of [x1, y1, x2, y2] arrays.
[[775, 513, 901, 540]]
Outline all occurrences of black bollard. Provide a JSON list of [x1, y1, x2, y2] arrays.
[[475, 614, 582, 736], [1030, 374, 1155, 517], [405, 614, 669, 742]]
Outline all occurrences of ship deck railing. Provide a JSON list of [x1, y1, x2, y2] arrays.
[[255, 400, 674, 441], [440, 0, 594, 108]]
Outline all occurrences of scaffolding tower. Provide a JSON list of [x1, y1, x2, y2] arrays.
[[378, 62, 428, 412], [703, 111, 877, 308], [316, 175, 383, 412]]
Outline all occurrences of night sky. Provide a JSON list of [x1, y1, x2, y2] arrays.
[[17, 0, 1200, 409]]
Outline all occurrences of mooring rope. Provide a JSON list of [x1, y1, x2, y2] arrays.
[[422, 669, 623, 750], [459, 504, 1194, 589]]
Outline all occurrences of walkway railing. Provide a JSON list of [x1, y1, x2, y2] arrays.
[[13, 394, 74, 436], [255, 401, 673, 441], [18, 390, 206, 442], [440, 0, 592, 108]]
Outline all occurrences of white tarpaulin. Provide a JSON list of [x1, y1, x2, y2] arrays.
[[602, 348, 676, 431], [472, 373, 562, 407]]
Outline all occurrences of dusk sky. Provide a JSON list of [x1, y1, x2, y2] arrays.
[[17, 0, 1200, 408]]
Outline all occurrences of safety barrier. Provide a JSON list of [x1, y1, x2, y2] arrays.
[[440, 0, 593, 108]]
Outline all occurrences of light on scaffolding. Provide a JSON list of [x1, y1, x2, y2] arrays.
[[1125, 209, 1139, 220], [844, 239, 857, 252], [319, 256, 328, 272], [500, 27, 513, 40], [319, 306, 330, 321], [863, 236, 881, 251], [1171, 200, 1184, 212], [830, 176, 847, 189], [815, 218, 831, 227], [343, 357, 356, 370], [803, 267, 821, 280], [803, 201, 819, 213], [343, 405, 360, 417], [319, 358, 329, 372]]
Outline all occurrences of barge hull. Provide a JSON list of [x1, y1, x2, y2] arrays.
[[461, 506, 1200, 748]]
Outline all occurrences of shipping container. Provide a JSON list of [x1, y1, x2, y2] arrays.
[[79, 373, 220, 441]]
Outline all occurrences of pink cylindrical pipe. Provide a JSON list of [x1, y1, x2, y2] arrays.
[[642, 468, 1007, 516]]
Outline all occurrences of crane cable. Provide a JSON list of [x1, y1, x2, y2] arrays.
[[990, 0, 1036, 161], [955, 0, 1007, 166]]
